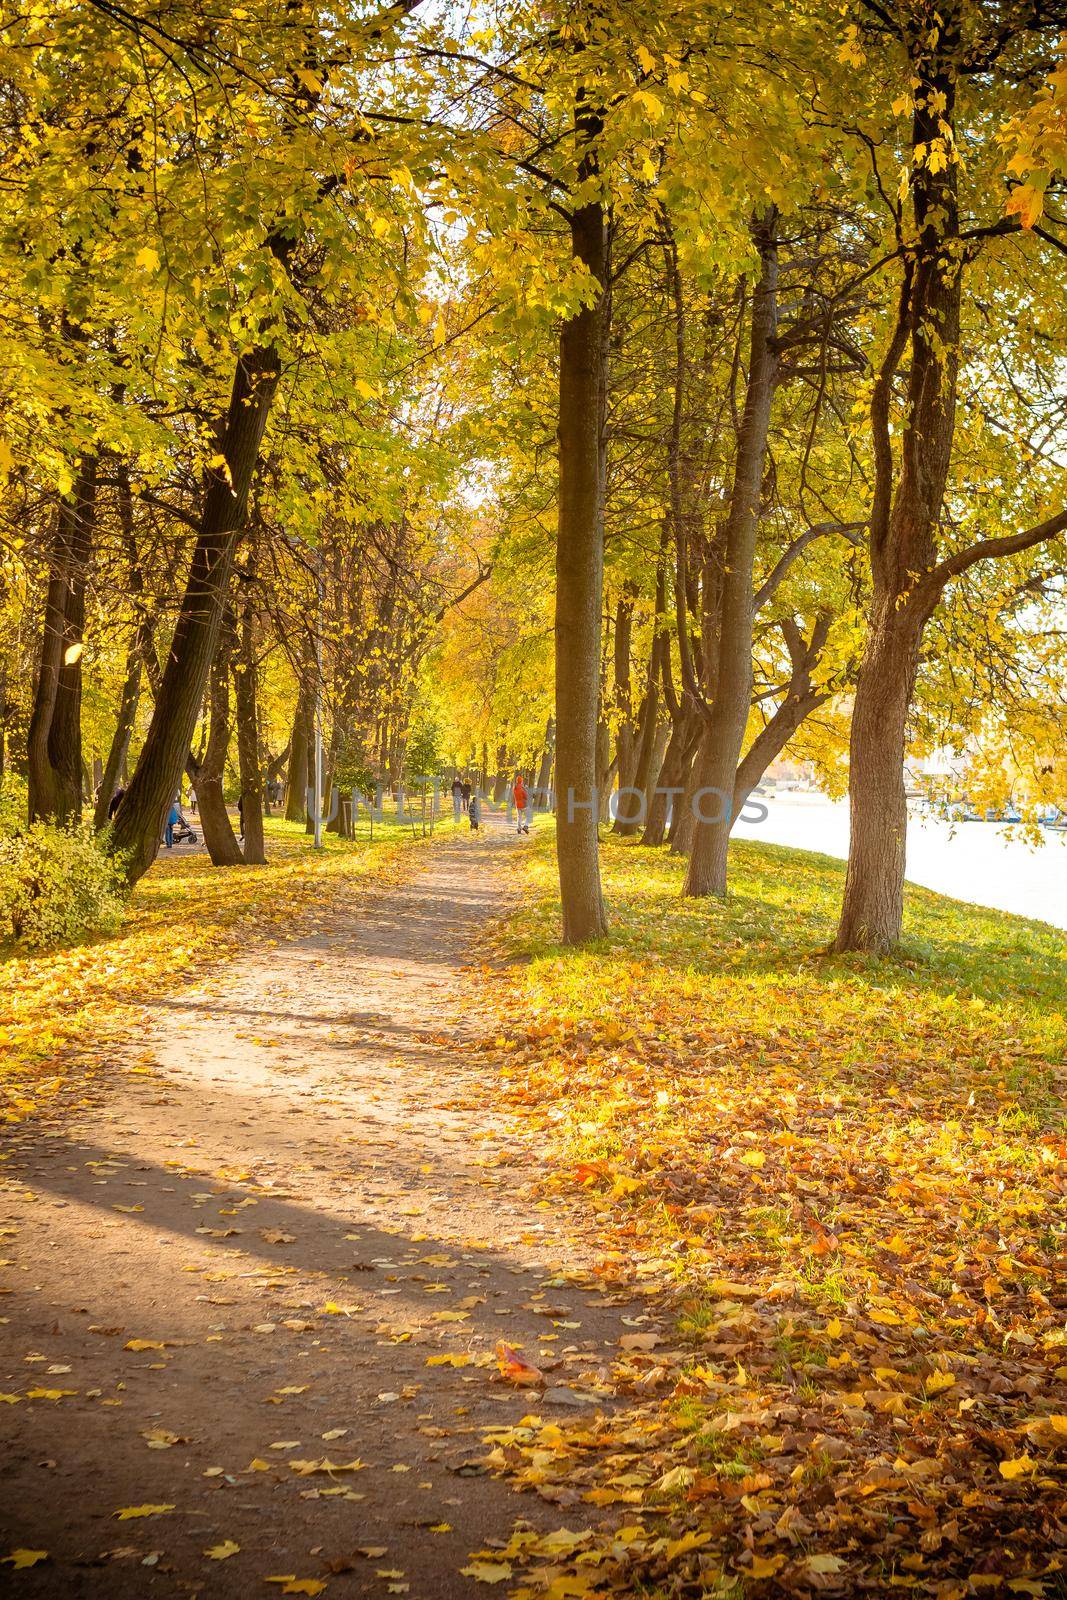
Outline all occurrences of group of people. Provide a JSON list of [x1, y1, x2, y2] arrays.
[[450, 772, 531, 836]]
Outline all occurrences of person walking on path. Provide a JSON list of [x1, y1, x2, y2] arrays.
[[512, 772, 530, 835], [468, 789, 480, 832], [165, 797, 181, 849], [451, 775, 463, 822], [461, 777, 471, 813]]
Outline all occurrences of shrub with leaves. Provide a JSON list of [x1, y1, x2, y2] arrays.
[[0, 818, 127, 950]]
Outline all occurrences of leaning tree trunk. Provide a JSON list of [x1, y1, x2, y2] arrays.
[[234, 569, 265, 864], [555, 150, 609, 943], [731, 617, 831, 823], [194, 609, 245, 866], [684, 210, 779, 898], [110, 342, 282, 883]]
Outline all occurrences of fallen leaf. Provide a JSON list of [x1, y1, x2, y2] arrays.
[[495, 1342, 543, 1386], [460, 1562, 513, 1584], [3, 1551, 48, 1569]]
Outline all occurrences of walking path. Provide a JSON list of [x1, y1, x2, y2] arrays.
[[0, 824, 638, 1597]]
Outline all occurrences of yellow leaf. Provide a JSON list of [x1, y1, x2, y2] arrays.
[[999, 1454, 1037, 1480], [247, 1458, 272, 1471], [1006, 182, 1044, 229], [114, 1504, 175, 1520], [664, 1531, 711, 1561], [750, 1553, 786, 1579], [125, 1339, 165, 1352], [63, 642, 83, 666], [925, 1370, 956, 1395], [806, 1554, 846, 1574], [739, 1149, 765, 1168], [287, 1458, 365, 1476], [26, 1388, 76, 1400], [205, 1541, 240, 1560], [460, 1563, 512, 1584], [426, 1353, 471, 1367], [142, 1428, 182, 1448], [135, 245, 160, 271], [3, 1551, 48, 1569]]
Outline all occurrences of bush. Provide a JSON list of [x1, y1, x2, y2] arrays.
[[0, 818, 127, 950]]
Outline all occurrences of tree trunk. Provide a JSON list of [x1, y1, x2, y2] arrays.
[[615, 645, 660, 836], [594, 717, 616, 824], [833, 614, 920, 952], [94, 632, 145, 831], [644, 712, 684, 848], [555, 125, 609, 943], [285, 681, 312, 822], [27, 457, 97, 824], [609, 589, 637, 832], [835, 27, 961, 951], [731, 617, 830, 822], [194, 609, 245, 867], [685, 212, 779, 897], [670, 736, 702, 856], [535, 719, 554, 803], [492, 744, 509, 804], [234, 567, 265, 865], [110, 343, 282, 883]]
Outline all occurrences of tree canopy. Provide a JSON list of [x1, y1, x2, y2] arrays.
[[0, 0, 1064, 950]]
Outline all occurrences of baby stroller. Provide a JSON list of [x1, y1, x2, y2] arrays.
[[170, 811, 198, 846]]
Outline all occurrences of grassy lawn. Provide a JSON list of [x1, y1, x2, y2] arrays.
[[0, 812, 453, 1127], [469, 829, 1067, 1597]]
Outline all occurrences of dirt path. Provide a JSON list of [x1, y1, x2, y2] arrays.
[[0, 822, 642, 1597]]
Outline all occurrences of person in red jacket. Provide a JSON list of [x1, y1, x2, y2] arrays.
[[512, 772, 530, 835]]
